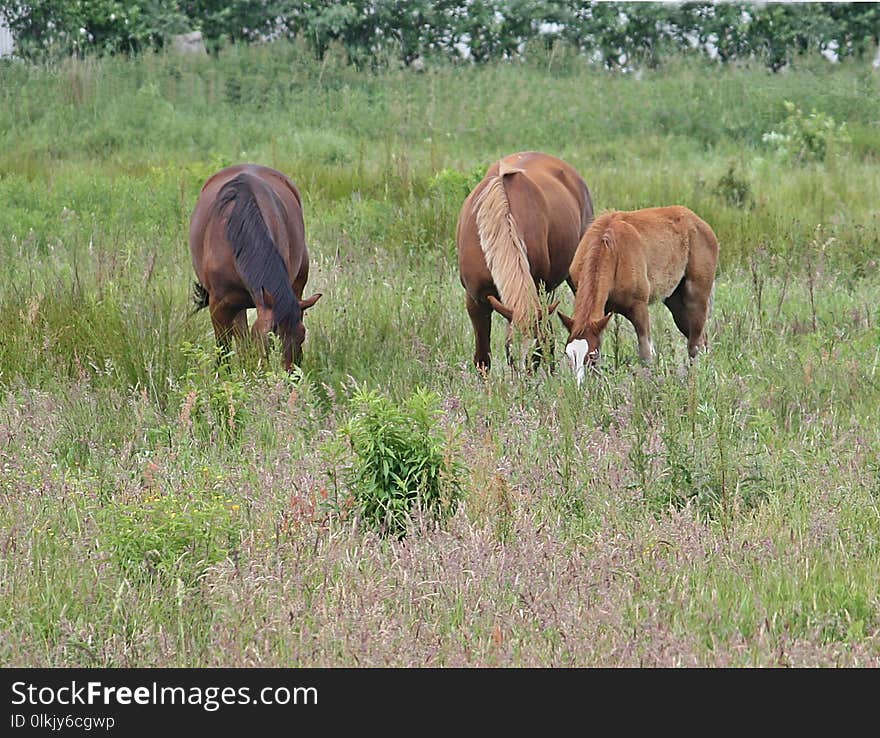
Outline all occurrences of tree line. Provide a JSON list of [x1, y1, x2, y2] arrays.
[[2, 1, 878, 71]]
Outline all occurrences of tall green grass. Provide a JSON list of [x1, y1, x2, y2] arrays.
[[1, 45, 879, 666]]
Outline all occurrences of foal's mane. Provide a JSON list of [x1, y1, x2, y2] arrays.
[[473, 164, 539, 329], [572, 212, 617, 338], [214, 174, 299, 331]]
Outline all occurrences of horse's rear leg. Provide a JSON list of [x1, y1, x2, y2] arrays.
[[684, 290, 711, 358], [664, 283, 691, 340], [624, 301, 654, 362], [467, 294, 493, 374], [665, 279, 709, 358], [209, 297, 242, 363]]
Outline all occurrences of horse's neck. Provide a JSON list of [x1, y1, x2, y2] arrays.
[[576, 244, 615, 326]]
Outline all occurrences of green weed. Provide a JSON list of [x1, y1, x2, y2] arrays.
[[98, 488, 242, 586], [325, 386, 463, 538]]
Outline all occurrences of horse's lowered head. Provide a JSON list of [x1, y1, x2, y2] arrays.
[[253, 288, 322, 369], [557, 311, 611, 385], [487, 295, 560, 369]]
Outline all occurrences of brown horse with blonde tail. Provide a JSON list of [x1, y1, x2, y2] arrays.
[[190, 164, 322, 371], [557, 206, 719, 384], [456, 151, 593, 372]]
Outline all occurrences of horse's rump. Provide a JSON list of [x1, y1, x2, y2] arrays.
[[213, 173, 300, 331], [584, 207, 711, 301]]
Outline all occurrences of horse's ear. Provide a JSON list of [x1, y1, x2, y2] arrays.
[[300, 292, 322, 311], [595, 312, 613, 332], [487, 295, 514, 321], [541, 300, 560, 318], [557, 310, 574, 334]]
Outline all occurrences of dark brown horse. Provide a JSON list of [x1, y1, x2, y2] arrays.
[[558, 206, 719, 384], [189, 164, 321, 370], [456, 151, 593, 372]]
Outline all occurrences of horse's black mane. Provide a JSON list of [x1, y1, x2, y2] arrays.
[[215, 174, 300, 331]]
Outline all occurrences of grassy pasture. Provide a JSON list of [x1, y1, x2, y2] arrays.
[[1, 43, 879, 666]]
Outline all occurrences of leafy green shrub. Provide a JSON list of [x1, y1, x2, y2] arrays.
[[327, 386, 463, 539], [762, 100, 851, 163], [99, 488, 242, 585], [713, 162, 753, 208], [427, 165, 487, 206]]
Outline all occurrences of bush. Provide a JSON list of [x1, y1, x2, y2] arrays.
[[427, 165, 486, 206], [327, 386, 463, 539], [762, 100, 851, 163], [713, 162, 752, 208]]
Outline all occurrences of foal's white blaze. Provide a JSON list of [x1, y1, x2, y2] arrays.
[[565, 338, 590, 386]]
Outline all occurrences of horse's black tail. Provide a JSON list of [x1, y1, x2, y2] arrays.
[[192, 281, 209, 311], [215, 174, 299, 331]]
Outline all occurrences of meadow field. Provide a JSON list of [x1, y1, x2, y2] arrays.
[[1, 42, 879, 666]]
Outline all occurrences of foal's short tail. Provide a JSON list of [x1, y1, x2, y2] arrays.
[[214, 174, 300, 331], [473, 163, 539, 329]]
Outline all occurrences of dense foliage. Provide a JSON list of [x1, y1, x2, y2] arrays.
[[327, 387, 463, 539], [2, 1, 878, 70]]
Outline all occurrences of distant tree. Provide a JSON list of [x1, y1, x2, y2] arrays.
[[178, 1, 290, 49], [0, 0, 187, 57], [368, 0, 463, 64], [670, 3, 751, 63], [823, 1, 880, 59], [1, 0, 877, 71], [747, 3, 830, 72], [566, 2, 673, 69]]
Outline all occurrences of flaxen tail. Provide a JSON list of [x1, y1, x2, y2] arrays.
[[472, 163, 539, 328]]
